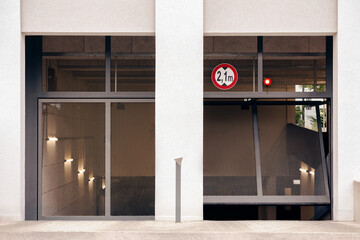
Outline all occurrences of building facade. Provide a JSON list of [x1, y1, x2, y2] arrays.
[[0, 0, 359, 221]]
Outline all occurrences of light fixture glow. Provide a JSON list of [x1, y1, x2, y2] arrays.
[[293, 179, 301, 185], [64, 158, 73, 163], [47, 137, 58, 142], [264, 78, 272, 86], [309, 170, 315, 175], [78, 169, 86, 174], [102, 185, 106, 190], [299, 168, 307, 173], [89, 177, 95, 182]]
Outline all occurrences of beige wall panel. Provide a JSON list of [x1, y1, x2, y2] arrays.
[[204, 0, 336, 35], [84, 37, 105, 53], [204, 37, 214, 53], [21, 0, 155, 34], [263, 36, 326, 53], [111, 37, 132, 52], [214, 37, 257, 53], [43, 37, 84, 52], [132, 36, 155, 52], [263, 37, 309, 53], [309, 37, 326, 53]]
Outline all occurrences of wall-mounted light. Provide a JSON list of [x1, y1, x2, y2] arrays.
[[102, 185, 106, 190], [299, 168, 315, 175], [78, 169, 86, 174], [47, 137, 58, 142], [293, 179, 301, 185], [89, 177, 95, 182], [64, 158, 73, 163]]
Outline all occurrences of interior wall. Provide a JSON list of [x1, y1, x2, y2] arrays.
[[204, 105, 255, 177], [204, 104, 325, 197], [111, 103, 155, 177], [41, 103, 105, 216]]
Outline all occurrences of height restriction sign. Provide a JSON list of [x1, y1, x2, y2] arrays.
[[211, 63, 238, 90]]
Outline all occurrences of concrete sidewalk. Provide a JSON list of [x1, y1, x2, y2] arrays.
[[1, 220, 360, 240]]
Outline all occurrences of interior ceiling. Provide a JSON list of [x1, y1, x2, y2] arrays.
[[43, 36, 326, 87]]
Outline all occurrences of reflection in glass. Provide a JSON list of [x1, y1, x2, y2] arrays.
[[204, 104, 257, 195], [111, 36, 155, 92], [263, 58, 326, 92], [111, 103, 155, 216], [41, 103, 105, 216], [111, 58, 155, 92], [43, 57, 105, 92]]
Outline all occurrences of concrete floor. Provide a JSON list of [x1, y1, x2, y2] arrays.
[[1, 221, 360, 240]]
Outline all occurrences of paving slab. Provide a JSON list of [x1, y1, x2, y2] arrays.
[[0, 221, 360, 240]]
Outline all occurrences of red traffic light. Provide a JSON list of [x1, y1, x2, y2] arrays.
[[264, 78, 272, 86]]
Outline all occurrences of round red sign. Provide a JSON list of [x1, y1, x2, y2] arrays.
[[211, 63, 238, 90]]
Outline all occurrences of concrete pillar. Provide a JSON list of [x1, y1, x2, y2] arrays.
[[0, 0, 23, 220], [155, 0, 203, 220], [334, 0, 360, 221]]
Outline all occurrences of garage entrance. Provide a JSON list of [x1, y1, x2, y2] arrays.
[[203, 36, 332, 220]]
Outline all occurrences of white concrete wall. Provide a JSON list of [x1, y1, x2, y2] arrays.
[[334, 0, 360, 221], [155, 0, 203, 221], [204, 0, 337, 35], [0, 0, 24, 220], [21, 0, 155, 35]]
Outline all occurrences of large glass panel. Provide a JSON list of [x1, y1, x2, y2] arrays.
[[41, 103, 105, 216], [111, 102, 155, 216], [111, 37, 155, 92], [42, 36, 105, 91], [263, 37, 326, 92], [204, 103, 257, 195], [204, 37, 257, 92], [258, 104, 326, 196]]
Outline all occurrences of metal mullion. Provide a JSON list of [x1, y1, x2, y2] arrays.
[[204, 195, 330, 205], [316, 105, 330, 198], [39, 216, 155, 221], [38, 99, 155, 103], [204, 91, 331, 99], [105, 102, 111, 217], [252, 104, 263, 196], [205, 101, 325, 106], [26, 36, 42, 220], [38, 91, 155, 99], [105, 36, 111, 93], [326, 36, 333, 94], [329, 100, 334, 219], [42, 52, 106, 57], [37, 100, 43, 219], [262, 52, 326, 57], [257, 36, 263, 92], [314, 60, 317, 92]]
